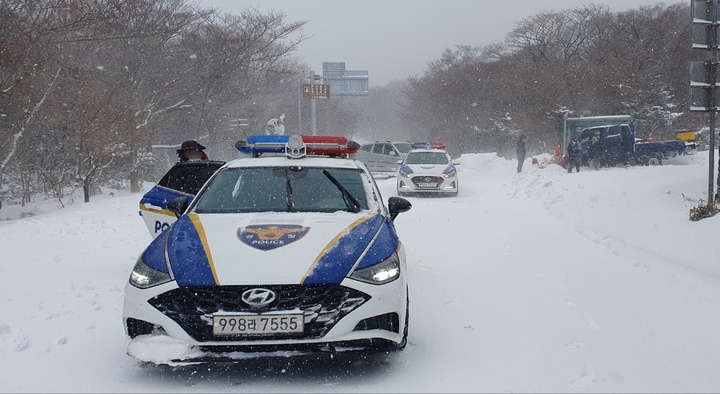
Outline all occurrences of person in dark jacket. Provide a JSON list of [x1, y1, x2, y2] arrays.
[[566, 140, 581, 173], [177, 140, 208, 162], [516, 134, 527, 173]]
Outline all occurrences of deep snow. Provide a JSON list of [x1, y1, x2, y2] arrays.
[[1, 151, 719, 392]]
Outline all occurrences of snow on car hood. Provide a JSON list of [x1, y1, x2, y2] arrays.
[[406, 163, 452, 174], [152, 211, 397, 287]]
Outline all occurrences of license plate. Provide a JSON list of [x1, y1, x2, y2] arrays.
[[213, 313, 304, 336], [418, 182, 438, 188]]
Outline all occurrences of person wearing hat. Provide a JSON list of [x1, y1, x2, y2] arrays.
[[177, 140, 209, 162]]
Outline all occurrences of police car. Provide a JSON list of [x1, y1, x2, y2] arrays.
[[397, 148, 459, 197], [123, 134, 412, 364]]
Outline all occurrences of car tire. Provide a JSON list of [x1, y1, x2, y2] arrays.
[[647, 156, 662, 166]]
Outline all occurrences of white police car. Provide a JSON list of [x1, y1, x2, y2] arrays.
[[123, 134, 412, 364], [397, 148, 459, 197]]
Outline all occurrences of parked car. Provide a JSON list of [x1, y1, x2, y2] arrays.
[[139, 160, 225, 238], [356, 141, 413, 173], [123, 134, 412, 365], [577, 124, 688, 167], [397, 149, 459, 197]]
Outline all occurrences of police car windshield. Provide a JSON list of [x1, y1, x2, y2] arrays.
[[405, 152, 449, 165], [194, 167, 369, 213]]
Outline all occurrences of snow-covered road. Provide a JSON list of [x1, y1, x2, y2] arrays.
[[2, 152, 719, 392]]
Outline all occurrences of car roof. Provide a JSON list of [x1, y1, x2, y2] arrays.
[[224, 155, 365, 170], [408, 149, 449, 154], [363, 141, 411, 145]]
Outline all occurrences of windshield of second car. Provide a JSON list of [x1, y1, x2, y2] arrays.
[[193, 167, 370, 213], [405, 152, 450, 165]]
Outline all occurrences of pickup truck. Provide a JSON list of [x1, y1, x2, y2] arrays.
[[576, 124, 689, 167]]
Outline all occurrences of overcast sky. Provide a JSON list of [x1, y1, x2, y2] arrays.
[[198, 0, 678, 86]]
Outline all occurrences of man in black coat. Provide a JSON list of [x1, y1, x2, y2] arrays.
[[567, 140, 581, 173], [516, 135, 527, 173]]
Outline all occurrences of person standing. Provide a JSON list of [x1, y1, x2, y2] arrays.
[[516, 134, 527, 173], [567, 140, 581, 173]]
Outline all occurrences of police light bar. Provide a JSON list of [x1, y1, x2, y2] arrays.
[[236, 134, 360, 158], [412, 141, 446, 150], [235, 135, 289, 155]]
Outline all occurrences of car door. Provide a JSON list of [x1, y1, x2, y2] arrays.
[[139, 161, 225, 238], [374, 143, 400, 172], [356, 143, 377, 171]]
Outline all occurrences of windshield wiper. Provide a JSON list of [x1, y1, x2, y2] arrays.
[[284, 169, 296, 212], [322, 170, 361, 213]]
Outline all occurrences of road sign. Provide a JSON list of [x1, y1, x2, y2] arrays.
[[322, 62, 369, 97], [302, 84, 330, 99]]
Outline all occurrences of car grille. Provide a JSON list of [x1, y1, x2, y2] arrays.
[[148, 285, 370, 342], [412, 176, 443, 187]]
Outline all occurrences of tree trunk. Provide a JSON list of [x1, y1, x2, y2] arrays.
[[130, 173, 142, 193], [83, 179, 91, 203]]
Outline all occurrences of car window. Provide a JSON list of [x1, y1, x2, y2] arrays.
[[371, 144, 385, 154], [393, 142, 412, 154], [405, 152, 450, 165], [158, 162, 224, 195], [194, 167, 369, 213], [361, 144, 373, 153]]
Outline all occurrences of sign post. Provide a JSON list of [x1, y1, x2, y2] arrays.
[[690, 0, 719, 203]]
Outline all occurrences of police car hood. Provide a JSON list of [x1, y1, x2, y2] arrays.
[[406, 163, 451, 174], [163, 211, 397, 287]]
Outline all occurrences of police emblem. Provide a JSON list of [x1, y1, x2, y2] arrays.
[[237, 225, 310, 251]]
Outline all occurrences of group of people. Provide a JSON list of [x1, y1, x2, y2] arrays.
[[516, 134, 601, 173]]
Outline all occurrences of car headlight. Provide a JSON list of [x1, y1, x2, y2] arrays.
[[129, 257, 172, 289], [399, 165, 413, 178], [443, 166, 457, 178], [349, 253, 401, 285]]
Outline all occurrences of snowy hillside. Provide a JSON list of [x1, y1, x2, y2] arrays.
[[1, 151, 719, 392]]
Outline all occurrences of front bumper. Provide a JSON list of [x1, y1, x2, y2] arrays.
[[397, 174, 458, 194], [122, 277, 407, 365]]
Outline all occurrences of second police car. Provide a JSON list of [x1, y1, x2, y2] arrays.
[[397, 147, 459, 197], [123, 134, 412, 364]]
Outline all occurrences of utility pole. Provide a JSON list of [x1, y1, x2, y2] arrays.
[[690, 0, 719, 203]]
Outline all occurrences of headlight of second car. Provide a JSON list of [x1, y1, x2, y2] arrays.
[[349, 253, 401, 285], [399, 165, 413, 178], [443, 166, 457, 178], [129, 257, 172, 289]]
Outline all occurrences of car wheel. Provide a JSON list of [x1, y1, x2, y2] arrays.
[[647, 156, 662, 166]]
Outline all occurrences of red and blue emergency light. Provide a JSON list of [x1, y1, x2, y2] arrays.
[[236, 134, 360, 158]]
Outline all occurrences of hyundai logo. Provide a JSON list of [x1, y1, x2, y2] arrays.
[[241, 288, 276, 308]]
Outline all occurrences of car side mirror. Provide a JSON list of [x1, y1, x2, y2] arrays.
[[389, 150, 398, 156], [396, 159, 403, 165], [452, 159, 460, 166], [388, 197, 412, 221], [167, 196, 189, 218]]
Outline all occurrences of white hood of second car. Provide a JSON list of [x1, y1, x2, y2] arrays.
[[406, 164, 448, 174], [189, 211, 381, 286]]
